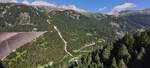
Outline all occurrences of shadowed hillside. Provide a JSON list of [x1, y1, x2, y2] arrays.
[[68, 30, 150, 68]]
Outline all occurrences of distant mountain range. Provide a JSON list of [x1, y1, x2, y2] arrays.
[[1, 3, 150, 68]]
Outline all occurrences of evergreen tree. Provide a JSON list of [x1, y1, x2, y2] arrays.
[[118, 59, 127, 68], [0, 60, 4, 68], [97, 63, 104, 68], [102, 45, 113, 60], [137, 47, 145, 60], [96, 52, 101, 64], [87, 53, 92, 65], [110, 58, 118, 68], [122, 34, 135, 49], [67, 30, 150, 68], [117, 44, 131, 62], [141, 32, 150, 45], [92, 63, 97, 68]]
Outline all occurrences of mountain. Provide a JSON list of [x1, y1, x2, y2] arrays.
[[1, 3, 150, 68], [118, 9, 150, 32], [0, 3, 50, 31]]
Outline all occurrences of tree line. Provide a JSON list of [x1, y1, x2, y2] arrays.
[[68, 30, 150, 68]]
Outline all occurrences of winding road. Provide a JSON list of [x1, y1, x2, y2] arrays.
[[47, 16, 73, 57], [53, 25, 73, 57]]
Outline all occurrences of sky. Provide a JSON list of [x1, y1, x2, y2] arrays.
[[1, 0, 150, 13]]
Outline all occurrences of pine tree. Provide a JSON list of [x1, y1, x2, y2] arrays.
[[92, 63, 97, 68], [118, 59, 127, 68], [117, 44, 131, 61], [97, 63, 104, 68], [87, 53, 92, 65], [137, 47, 145, 60], [110, 57, 118, 68], [102, 45, 113, 60], [96, 52, 101, 64], [122, 34, 135, 49], [67, 30, 150, 68], [141, 32, 149, 45], [0, 60, 4, 68]]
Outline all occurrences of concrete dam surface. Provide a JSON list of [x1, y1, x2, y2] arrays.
[[0, 32, 46, 60]]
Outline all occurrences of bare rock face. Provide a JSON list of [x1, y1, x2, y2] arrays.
[[0, 32, 46, 60]]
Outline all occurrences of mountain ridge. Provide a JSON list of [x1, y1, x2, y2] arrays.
[[1, 3, 150, 68]]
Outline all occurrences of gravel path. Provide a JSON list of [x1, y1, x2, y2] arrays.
[[53, 25, 73, 57]]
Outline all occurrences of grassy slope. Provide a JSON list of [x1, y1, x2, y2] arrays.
[[2, 6, 150, 68]]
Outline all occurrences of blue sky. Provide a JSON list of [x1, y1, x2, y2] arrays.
[[17, 0, 150, 12]]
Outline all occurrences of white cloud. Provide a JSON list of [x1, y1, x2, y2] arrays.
[[22, 0, 86, 12], [11, 0, 18, 3], [31, 1, 56, 7], [22, 0, 30, 5], [98, 7, 107, 12], [110, 3, 136, 14], [0, 0, 18, 3], [59, 5, 86, 12]]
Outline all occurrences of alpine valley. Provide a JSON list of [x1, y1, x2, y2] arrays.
[[0, 3, 150, 68]]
